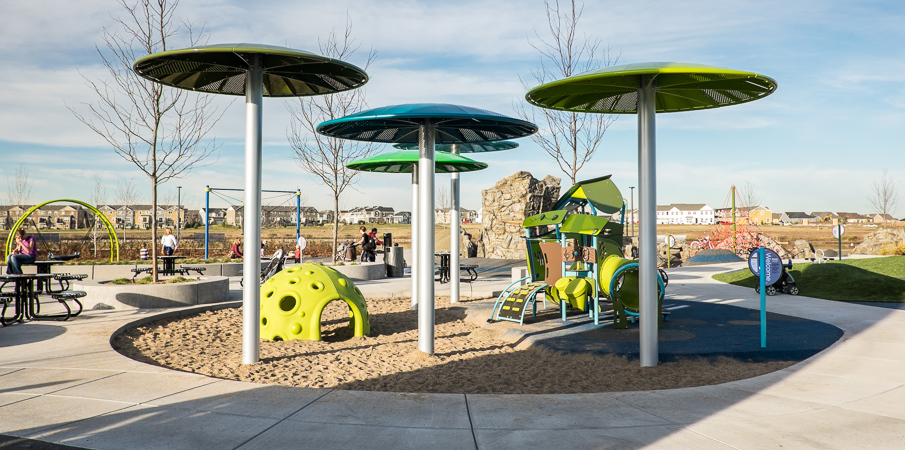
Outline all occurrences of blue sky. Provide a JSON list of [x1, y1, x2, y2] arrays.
[[1, 0, 903, 217]]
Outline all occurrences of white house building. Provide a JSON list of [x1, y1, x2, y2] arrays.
[[656, 204, 715, 225]]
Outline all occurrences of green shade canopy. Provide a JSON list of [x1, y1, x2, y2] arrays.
[[525, 62, 777, 114], [317, 103, 537, 143], [393, 141, 518, 153], [133, 43, 368, 97], [347, 150, 488, 173]]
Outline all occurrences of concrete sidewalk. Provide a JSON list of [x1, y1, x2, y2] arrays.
[[2, 263, 905, 449]]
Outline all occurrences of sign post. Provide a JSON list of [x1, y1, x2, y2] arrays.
[[748, 247, 782, 348], [832, 224, 845, 260]]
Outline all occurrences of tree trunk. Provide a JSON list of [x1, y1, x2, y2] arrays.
[[332, 195, 339, 262], [151, 177, 159, 282]]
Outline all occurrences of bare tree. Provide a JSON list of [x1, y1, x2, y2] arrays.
[[436, 185, 451, 228], [737, 181, 762, 210], [515, 0, 618, 184], [288, 17, 377, 256], [6, 164, 33, 206], [70, 0, 222, 278], [868, 170, 900, 227], [90, 176, 108, 257], [116, 177, 141, 245]]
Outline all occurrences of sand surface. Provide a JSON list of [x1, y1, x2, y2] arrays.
[[112, 297, 797, 394]]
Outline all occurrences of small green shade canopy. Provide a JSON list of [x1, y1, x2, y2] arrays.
[[347, 150, 488, 173], [317, 103, 537, 143], [393, 141, 518, 153], [554, 175, 624, 215], [133, 43, 368, 97], [525, 62, 777, 114]]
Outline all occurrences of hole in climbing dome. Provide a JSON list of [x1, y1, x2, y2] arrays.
[[309, 281, 324, 292], [320, 300, 355, 342], [279, 296, 298, 313]]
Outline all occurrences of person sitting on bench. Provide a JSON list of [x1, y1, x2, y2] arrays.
[[7, 229, 36, 274]]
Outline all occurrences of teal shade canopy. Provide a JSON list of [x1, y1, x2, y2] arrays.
[[133, 43, 368, 97], [346, 150, 488, 173], [393, 141, 518, 153], [526, 62, 777, 114], [317, 103, 537, 143]]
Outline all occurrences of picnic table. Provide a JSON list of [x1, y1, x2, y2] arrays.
[[0, 273, 55, 325]]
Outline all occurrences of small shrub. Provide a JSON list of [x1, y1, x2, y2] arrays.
[[880, 242, 905, 256]]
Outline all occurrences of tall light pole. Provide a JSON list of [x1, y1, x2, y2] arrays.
[[177, 186, 182, 240], [629, 186, 635, 237]]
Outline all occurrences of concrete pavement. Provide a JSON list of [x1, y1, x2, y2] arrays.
[[2, 262, 905, 449]]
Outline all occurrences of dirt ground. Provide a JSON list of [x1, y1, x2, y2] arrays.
[[112, 297, 798, 395]]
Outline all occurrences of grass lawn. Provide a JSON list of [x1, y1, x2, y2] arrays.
[[712, 256, 905, 302]]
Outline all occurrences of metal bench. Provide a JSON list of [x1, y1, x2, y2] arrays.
[[131, 267, 153, 280], [52, 273, 88, 293], [41, 290, 87, 321], [177, 266, 206, 276]]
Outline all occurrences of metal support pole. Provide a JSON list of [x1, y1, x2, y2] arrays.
[[204, 186, 210, 259], [638, 76, 658, 367], [242, 56, 263, 365], [417, 121, 436, 355], [450, 144, 461, 304], [411, 167, 419, 310]]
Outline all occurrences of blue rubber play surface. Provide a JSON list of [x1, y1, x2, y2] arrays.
[[532, 300, 844, 363]]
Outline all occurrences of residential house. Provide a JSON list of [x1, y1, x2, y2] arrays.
[[656, 204, 715, 225], [341, 206, 395, 224], [261, 205, 296, 226], [777, 212, 817, 225], [837, 212, 871, 224], [461, 208, 478, 223], [393, 211, 411, 224], [0, 205, 28, 230], [225, 205, 243, 227], [31, 204, 89, 229], [872, 213, 897, 223], [201, 207, 228, 226], [317, 210, 335, 224], [748, 206, 774, 225]]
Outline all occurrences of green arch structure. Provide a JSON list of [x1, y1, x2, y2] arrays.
[[5, 199, 119, 262]]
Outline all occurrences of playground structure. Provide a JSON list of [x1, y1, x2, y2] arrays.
[[689, 186, 790, 259], [259, 263, 370, 342], [4, 199, 119, 262], [490, 176, 666, 329]]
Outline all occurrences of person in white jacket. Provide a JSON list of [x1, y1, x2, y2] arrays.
[[161, 228, 178, 255]]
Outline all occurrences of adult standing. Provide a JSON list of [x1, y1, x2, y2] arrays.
[[229, 238, 243, 258], [357, 226, 375, 262], [161, 228, 178, 256], [296, 235, 307, 263], [7, 229, 37, 274]]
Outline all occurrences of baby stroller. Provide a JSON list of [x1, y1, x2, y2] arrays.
[[755, 258, 799, 296], [335, 242, 360, 263]]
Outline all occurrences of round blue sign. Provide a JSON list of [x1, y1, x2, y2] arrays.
[[748, 248, 783, 285]]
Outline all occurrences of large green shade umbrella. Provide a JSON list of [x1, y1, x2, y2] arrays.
[[134, 43, 367, 366], [319, 103, 535, 355], [133, 43, 367, 97], [347, 150, 488, 173], [526, 62, 776, 367], [526, 62, 776, 113]]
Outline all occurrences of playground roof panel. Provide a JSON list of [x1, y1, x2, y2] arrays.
[[555, 175, 624, 215], [317, 103, 537, 144], [346, 150, 488, 174], [393, 141, 519, 153], [525, 62, 777, 114], [133, 43, 368, 97]]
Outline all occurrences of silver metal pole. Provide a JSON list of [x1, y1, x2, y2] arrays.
[[417, 122, 436, 354], [242, 56, 263, 365], [638, 75, 658, 367], [450, 144, 460, 303], [411, 167, 419, 310]]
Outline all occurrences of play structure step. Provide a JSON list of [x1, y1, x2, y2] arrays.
[[497, 282, 547, 320]]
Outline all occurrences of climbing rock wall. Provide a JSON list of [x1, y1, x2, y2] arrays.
[[478, 171, 561, 259]]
